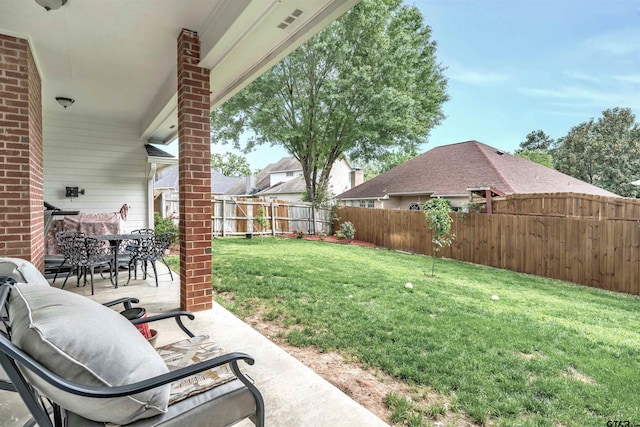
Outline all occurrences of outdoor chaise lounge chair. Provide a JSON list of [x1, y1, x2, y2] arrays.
[[0, 258, 264, 427]]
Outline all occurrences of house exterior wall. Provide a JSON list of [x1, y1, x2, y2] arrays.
[[155, 187, 179, 218], [343, 194, 470, 210], [269, 170, 302, 187], [43, 114, 149, 231], [342, 199, 379, 209], [327, 159, 353, 198]]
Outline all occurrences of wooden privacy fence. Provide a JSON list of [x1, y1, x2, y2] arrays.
[[493, 193, 640, 219], [337, 206, 640, 296], [212, 198, 332, 237]]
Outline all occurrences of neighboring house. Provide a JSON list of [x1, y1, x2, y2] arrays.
[[154, 165, 243, 218], [338, 140, 619, 210], [223, 157, 363, 203]]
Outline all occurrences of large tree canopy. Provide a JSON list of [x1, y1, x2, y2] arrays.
[[211, 0, 448, 206], [516, 130, 555, 153], [515, 149, 554, 168], [361, 147, 418, 180], [554, 107, 640, 197], [210, 152, 251, 177]]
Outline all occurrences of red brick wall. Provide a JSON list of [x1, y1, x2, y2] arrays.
[[0, 34, 44, 269], [177, 29, 213, 311]]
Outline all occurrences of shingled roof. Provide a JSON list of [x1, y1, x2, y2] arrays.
[[339, 140, 619, 199], [224, 157, 302, 196], [154, 165, 243, 194]]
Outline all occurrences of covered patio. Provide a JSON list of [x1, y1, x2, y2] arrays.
[[0, 1, 393, 424], [0, 0, 357, 312], [0, 271, 388, 426]]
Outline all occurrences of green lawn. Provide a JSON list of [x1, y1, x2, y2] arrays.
[[209, 237, 640, 426]]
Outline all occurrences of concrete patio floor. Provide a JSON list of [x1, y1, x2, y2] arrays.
[[0, 266, 389, 427]]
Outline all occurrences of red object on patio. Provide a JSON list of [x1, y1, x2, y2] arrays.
[[120, 307, 151, 339]]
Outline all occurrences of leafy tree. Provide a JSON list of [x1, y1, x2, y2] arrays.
[[554, 107, 640, 197], [361, 148, 418, 180], [516, 130, 555, 153], [255, 206, 270, 242], [422, 198, 455, 277], [211, 0, 448, 206], [210, 152, 251, 177], [515, 149, 554, 168]]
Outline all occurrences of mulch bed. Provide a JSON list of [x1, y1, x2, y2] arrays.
[[282, 233, 378, 248]]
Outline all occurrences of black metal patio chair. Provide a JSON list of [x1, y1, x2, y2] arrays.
[[50, 230, 84, 284], [61, 235, 112, 295], [0, 257, 140, 395], [0, 281, 264, 427], [127, 232, 174, 287]]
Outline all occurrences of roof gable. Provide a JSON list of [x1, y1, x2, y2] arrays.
[[270, 157, 302, 172], [256, 176, 307, 196], [338, 140, 619, 199], [154, 165, 243, 194]]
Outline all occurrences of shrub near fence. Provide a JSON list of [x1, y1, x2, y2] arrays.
[[337, 206, 640, 296]]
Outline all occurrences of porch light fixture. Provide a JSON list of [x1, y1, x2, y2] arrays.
[[65, 186, 84, 200], [55, 97, 75, 109], [35, 0, 67, 11]]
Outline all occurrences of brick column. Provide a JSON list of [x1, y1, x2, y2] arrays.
[[177, 29, 212, 311], [0, 34, 44, 269]]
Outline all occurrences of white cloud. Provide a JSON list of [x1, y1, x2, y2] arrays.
[[449, 70, 510, 85], [519, 87, 571, 99], [614, 74, 640, 84], [519, 85, 640, 110], [564, 71, 599, 83], [583, 28, 640, 56]]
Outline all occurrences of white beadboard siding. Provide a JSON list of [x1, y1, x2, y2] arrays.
[[43, 113, 150, 231]]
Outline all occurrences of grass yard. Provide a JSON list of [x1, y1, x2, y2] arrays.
[[208, 237, 640, 426]]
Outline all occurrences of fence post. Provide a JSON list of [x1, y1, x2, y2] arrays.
[[271, 201, 276, 236], [247, 203, 253, 238], [221, 199, 226, 237]]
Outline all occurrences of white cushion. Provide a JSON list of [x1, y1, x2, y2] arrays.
[[0, 257, 49, 287], [9, 283, 170, 425], [0, 257, 49, 384]]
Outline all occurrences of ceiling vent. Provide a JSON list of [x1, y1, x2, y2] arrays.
[[277, 9, 304, 30]]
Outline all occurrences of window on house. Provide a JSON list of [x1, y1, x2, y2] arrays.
[[367, 200, 374, 208], [286, 171, 294, 177], [409, 203, 421, 211], [359, 200, 366, 208]]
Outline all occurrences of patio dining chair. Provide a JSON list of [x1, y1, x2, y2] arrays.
[[0, 280, 264, 427], [50, 230, 84, 284], [60, 235, 112, 295], [154, 231, 175, 281], [127, 232, 174, 287]]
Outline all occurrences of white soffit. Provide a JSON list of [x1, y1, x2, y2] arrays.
[[142, 0, 359, 144], [0, 0, 358, 145]]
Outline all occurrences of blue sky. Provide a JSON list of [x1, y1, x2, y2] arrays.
[[165, 0, 640, 170]]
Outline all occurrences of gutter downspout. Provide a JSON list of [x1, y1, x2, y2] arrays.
[[147, 163, 157, 229]]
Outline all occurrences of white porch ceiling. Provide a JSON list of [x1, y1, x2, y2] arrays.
[[0, 0, 358, 144]]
